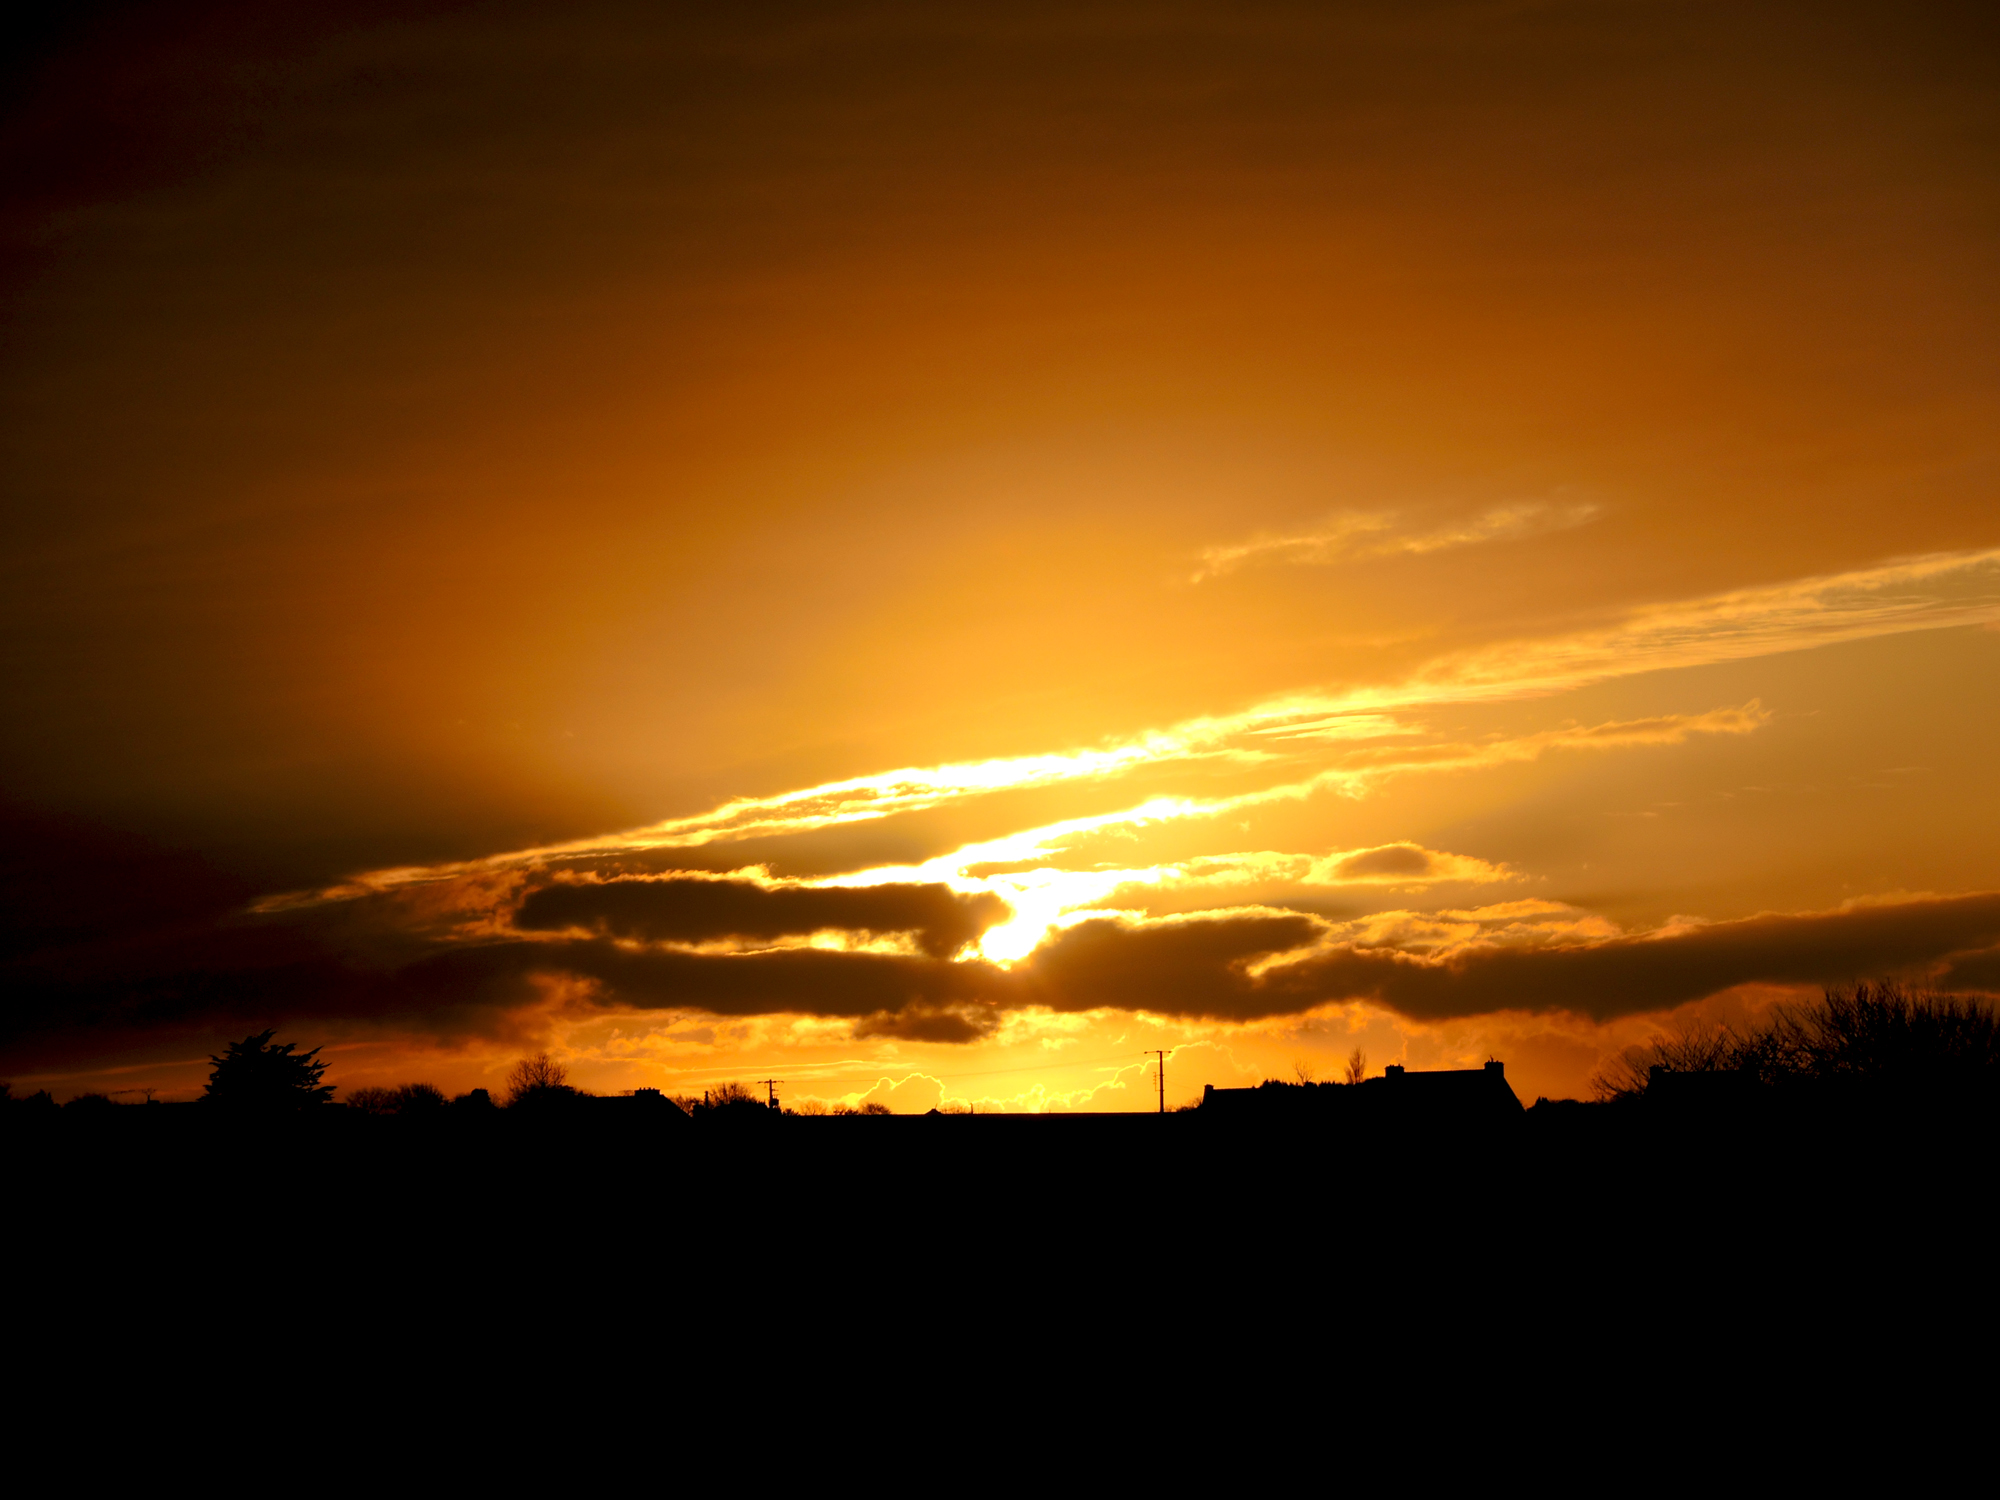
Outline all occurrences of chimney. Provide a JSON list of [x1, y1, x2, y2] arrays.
[[1384, 1064, 1405, 1079], [1484, 1060, 1505, 1076]]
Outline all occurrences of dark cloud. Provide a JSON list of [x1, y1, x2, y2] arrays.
[[994, 894, 2000, 1024], [1327, 844, 1434, 879], [1261, 893, 2000, 1023], [852, 1004, 1000, 1044], [514, 876, 1009, 958], [502, 938, 1018, 1018], [11, 800, 2000, 1068], [1023, 912, 1323, 1017], [1937, 945, 2000, 994]]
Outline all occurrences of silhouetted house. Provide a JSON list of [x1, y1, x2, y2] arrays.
[[1201, 1061, 1523, 1128], [1369, 1060, 1523, 1122]]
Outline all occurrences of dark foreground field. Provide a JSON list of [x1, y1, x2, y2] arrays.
[[9, 1089, 1995, 1437], [13, 1093, 1990, 1286]]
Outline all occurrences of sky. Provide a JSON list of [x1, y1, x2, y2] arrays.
[[3, 0, 1997, 1108]]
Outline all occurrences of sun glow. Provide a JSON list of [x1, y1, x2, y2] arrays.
[[254, 548, 2000, 926]]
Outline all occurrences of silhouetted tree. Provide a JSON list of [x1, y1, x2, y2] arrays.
[[694, 1080, 776, 1121], [1592, 984, 2000, 1101], [64, 1092, 115, 1109], [506, 1052, 574, 1107], [1344, 1048, 1367, 1086], [1755, 981, 2000, 1089], [203, 1031, 334, 1110], [348, 1082, 447, 1115], [1593, 1021, 1745, 1100], [1291, 1057, 1318, 1084]]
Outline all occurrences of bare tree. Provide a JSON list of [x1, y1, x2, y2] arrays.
[[1291, 1057, 1318, 1084], [1343, 1048, 1367, 1086], [506, 1051, 570, 1105], [1758, 981, 2000, 1084], [1590, 1021, 1744, 1100]]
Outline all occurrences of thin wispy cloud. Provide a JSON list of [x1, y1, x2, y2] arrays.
[[259, 546, 2000, 917], [1191, 501, 1600, 581]]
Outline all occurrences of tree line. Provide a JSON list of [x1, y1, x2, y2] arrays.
[[0, 1037, 890, 1116], [6, 982, 1994, 1114], [1591, 981, 2000, 1100]]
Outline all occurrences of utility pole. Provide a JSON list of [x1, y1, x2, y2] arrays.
[[1148, 1049, 1167, 1114], [758, 1078, 781, 1111]]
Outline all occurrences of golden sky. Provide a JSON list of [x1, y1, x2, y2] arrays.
[[3, 1, 1997, 1106]]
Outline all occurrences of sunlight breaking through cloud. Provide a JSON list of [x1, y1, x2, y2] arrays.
[[258, 548, 2000, 917]]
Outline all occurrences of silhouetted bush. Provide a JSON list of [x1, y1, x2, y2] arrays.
[[694, 1080, 775, 1120], [452, 1087, 495, 1110], [64, 1092, 116, 1109], [203, 1030, 334, 1111], [1594, 983, 2000, 1103], [1754, 981, 2000, 1088], [1593, 1022, 1747, 1100], [348, 1083, 448, 1115]]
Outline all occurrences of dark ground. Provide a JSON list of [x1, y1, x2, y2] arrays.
[[7, 1096, 1992, 1446]]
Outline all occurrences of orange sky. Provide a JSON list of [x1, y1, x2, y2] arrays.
[[3, 0, 1997, 1106]]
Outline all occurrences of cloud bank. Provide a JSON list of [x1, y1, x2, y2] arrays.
[[11, 551, 2000, 1073], [9, 801, 1999, 1068]]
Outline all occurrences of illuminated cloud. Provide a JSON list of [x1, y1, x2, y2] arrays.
[[853, 1073, 945, 1112], [262, 548, 1997, 914], [1406, 547, 2000, 706], [1305, 843, 1517, 886], [1192, 500, 1600, 581]]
